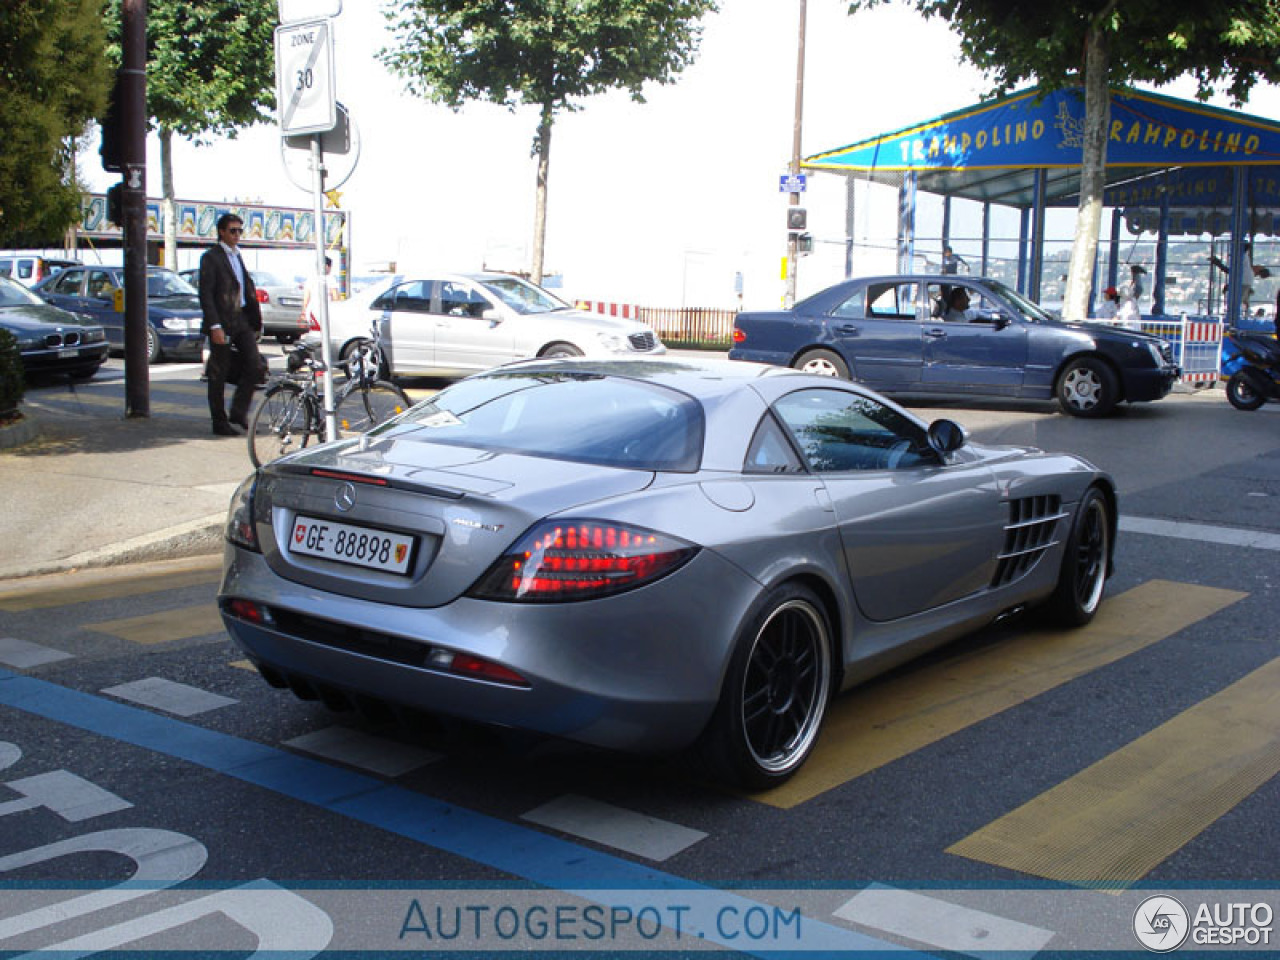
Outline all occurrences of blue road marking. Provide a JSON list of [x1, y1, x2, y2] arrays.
[[0, 669, 924, 957]]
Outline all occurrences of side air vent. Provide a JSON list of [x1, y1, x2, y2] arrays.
[[991, 495, 1068, 588]]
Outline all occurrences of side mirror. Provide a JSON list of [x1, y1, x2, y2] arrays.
[[992, 314, 1011, 330], [927, 418, 967, 455], [482, 308, 502, 323]]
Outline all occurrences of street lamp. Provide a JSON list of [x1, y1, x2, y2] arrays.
[[785, 0, 808, 308]]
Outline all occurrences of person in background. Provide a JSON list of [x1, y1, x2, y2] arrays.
[[302, 256, 336, 330], [200, 213, 263, 436], [941, 245, 967, 275], [1097, 286, 1120, 320]]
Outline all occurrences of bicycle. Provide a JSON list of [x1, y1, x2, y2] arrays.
[[247, 322, 412, 467]]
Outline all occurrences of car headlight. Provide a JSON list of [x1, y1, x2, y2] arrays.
[[1146, 342, 1167, 367], [161, 316, 201, 332], [596, 332, 626, 352], [225, 474, 260, 552]]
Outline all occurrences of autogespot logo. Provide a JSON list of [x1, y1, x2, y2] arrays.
[[1134, 896, 1190, 952]]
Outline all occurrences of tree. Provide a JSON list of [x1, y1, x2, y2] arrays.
[[105, 0, 276, 268], [380, 0, 718, 283], [848, 0, 1280, 321], [0, 0, 111, 246]]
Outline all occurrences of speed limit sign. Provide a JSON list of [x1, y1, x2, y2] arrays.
[[274, 18, 336, 136]]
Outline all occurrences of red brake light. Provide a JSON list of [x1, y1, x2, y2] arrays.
[[256, 289, 270, 304], [732, 327, 746, 344], [468, 520, 697, 603]]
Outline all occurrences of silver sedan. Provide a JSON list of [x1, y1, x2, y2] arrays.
[[219, 358, 1115, 788]]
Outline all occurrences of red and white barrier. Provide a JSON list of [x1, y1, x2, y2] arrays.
[[576, 300, 642, 319]]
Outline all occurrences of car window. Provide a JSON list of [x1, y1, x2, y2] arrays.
[[386, 371, 704, 472], [925, 282, 1005, 324], [865, 282, 918, 320], [829, 287, 866, 319], [147, 269, 195, 298], [0, 260, 11, 278], [744, 415, 806, 474], [87, 270, 116, 299], [374, 280, 433, 313], [15, 259, 33, 280], [773, 388, 935, 473], [477, 275, 570, 315], [0, 276, 44, 307], [47, 270, 84, 295], [440, 281, 490, 318]]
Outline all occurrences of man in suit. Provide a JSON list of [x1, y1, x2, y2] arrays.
[[200, 213, 263, 436]]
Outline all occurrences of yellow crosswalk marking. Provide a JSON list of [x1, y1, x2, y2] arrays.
[[228, 659, 258, 672], [86, 603, 225, 645], [0, 556, 222, 612], [948, 656, 1280, 888], [756, 581, 1246, 809]]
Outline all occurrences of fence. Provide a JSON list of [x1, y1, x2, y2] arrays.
[[1091, 316, 1225, 385], [578, 301, 738, 347]]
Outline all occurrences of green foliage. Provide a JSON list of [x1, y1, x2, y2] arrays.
[[0, 328, 25, 418], [104, 0, 277, 142], [849, 0, 1280, 104], [380, 0, 718, 115], [0, 0, 111, 244]]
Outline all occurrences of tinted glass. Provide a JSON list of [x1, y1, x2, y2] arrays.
[[375, 280, 432, 312], [774, 388, 934, 472], [146, 269, 196, 297], [744, 415, 806, 474], [387, 371, 704, 472], [0, 275, 43, 307], [48, 270, 84, 295], [440, 281, 489, 317]]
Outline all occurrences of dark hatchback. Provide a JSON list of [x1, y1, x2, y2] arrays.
[[35, 265, 204, 363], [0, 275, 109, 379], [729, 275, 1180, 417]]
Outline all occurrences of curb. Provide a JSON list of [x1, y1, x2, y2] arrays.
[[0, 513, 225, 582], [0, 413, 38, 450]]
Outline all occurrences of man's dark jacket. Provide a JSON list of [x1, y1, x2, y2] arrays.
[[198, 245, 262, 336]]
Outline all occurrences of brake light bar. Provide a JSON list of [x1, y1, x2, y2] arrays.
[[310, 469, 389, 486]]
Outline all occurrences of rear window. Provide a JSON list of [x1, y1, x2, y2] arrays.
[[385, 371, 704, 472]]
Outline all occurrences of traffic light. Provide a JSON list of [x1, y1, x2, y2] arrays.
[[797, 233, 814, 255], [99, 71, 123, 173], [787, 206, 807, 231], [107, 183, 124, 226]]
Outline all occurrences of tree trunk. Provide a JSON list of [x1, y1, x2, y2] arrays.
[[1062, 21, 1112, 322], [530, 103, 553, 285], [160, 126, 177, 270]]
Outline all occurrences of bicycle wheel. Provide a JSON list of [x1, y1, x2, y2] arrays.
[[248, 381, 313, 467], [335, 381, 412, 438]]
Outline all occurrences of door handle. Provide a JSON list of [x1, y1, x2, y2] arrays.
[[924, 328, 947, 338], [833, 324, 859, 336]]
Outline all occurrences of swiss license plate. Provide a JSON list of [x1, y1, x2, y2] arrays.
[[58, 348, 80, 358], [288, 515, 415, 574]]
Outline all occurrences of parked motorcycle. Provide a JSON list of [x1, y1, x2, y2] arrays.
[[1221, 327, 1280, 410]]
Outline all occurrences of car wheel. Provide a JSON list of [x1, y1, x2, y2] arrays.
[[540, 342, 584, 359], [145, 324, 161, 364], [793, 348, 850, 379], [698, 583, 833, 789], [1226, 371, 1267, 411], [1056, 356, 1117, 417], [1044, 486, 1110, 627]]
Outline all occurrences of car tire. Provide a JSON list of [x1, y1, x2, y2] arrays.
[[540, 342, 584, 359], [793, 348, 850, 379], [697, 582, 833, 789], [1044, 486, 1110, 627], [1056, 356, 1117, 417], [1226, 371, 1267, 411], [145, 323, 161, 364]]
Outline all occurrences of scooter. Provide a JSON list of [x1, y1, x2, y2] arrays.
[[1221, 327, 1280, 410]]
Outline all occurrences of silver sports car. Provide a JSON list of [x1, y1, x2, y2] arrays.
[[219, 358, 1116, 788]]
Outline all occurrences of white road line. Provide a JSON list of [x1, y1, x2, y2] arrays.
[[1120, 515, 1280, 551], [834, 885, 1055, 958], [284, 726, 440, 777], [1, 770, 133, 822], [0, 637, 72, 669], [521, 794, 707, 862], [101, 677, 237, 717]]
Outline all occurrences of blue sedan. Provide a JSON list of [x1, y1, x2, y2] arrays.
[[35, 265, 204, 363], [729, 275, 1179, 417]]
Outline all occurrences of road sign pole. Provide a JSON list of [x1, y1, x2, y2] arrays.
[[310, 137, 337, 441]]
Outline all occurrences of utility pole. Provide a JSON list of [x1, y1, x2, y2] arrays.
[[121, 0, 149, 417], [784, 0, 807, 308]]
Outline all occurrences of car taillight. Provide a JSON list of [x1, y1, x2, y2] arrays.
[[256, 289, 270, 304], [468, 520, 697, 603], [732, 327, 746, 343]]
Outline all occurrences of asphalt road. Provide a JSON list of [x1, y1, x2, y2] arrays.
[[3, 362, 1280, 957]]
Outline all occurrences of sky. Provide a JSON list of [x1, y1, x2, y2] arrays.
[[76, 0, 1280, 310]]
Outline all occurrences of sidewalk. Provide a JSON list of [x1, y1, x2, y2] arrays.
[[0, 394, 252, 581]]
